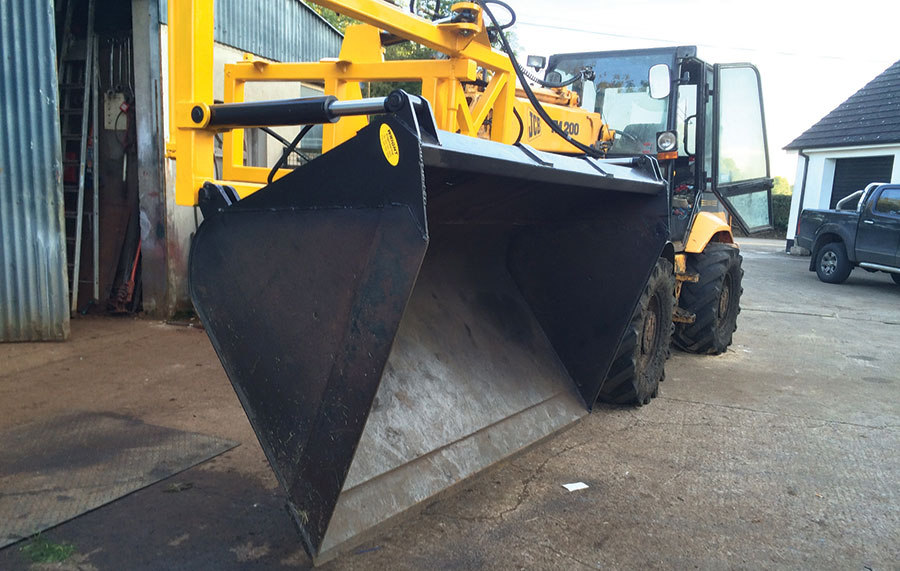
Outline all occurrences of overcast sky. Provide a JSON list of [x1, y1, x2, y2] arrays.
[[503, 0, 898, 183]]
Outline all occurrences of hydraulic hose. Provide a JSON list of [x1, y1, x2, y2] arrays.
[[481, 0, 516, 30], [474, 0, 603, 158], [268, 124, 315, 184]]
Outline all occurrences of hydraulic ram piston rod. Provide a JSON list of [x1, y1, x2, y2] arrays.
[[192, 91, 408, 129]]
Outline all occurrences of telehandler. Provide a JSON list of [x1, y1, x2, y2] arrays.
[[536, 47, 773, 404], [167, 0, 771, 562]]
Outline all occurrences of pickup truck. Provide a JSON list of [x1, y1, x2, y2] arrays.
[[796, 182, 900, 285]]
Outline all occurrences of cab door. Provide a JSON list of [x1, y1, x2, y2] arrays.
[[856, 185, 900, 266], [711, 63, 774, 233]]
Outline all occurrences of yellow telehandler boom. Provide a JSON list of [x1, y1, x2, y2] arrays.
[[167, 0, 616, 204]]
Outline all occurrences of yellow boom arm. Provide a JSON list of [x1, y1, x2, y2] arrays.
[[168, 0, 609, 205]]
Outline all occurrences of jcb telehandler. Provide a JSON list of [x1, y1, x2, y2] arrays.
[[168, 0, 771, 563]]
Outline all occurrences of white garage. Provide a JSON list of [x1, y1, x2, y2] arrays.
[[784, 59, 900, 252]]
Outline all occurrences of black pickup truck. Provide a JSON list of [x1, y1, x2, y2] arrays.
[[796, 182, 900, 285]]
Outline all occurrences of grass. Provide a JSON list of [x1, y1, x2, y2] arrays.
[[19, 535, 76, 564]]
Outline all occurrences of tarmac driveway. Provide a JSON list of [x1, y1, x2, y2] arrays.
[[0, 238, 897, 570]]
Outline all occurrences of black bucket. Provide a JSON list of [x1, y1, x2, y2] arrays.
[[189, 109, 668, 562]]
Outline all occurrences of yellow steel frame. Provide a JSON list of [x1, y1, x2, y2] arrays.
[[168, 0, 606, 206]]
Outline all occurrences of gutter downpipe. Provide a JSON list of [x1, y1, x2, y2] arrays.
[[789, 150, 810, 252]]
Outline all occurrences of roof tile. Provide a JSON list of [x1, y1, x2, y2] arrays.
[[784, 59, 900, 150]]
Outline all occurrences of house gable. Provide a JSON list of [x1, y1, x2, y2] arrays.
[[785, 60, 900, 151]]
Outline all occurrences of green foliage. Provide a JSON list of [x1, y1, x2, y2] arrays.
[[307, 1, 447, 34], [772, 193, 792, 234], [20, 535, 76, 564], [772, 175, 793, 196], [307, 5, 353, 33], [768, 176, 793, 235]]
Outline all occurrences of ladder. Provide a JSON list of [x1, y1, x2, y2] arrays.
[[57, 0, 99, 314]]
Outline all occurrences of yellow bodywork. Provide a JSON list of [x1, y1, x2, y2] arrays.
[[167, 0, 610, 206], [683, 211, 733, 254]]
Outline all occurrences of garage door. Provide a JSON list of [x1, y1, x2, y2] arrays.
[[830, 156, 895, 208]]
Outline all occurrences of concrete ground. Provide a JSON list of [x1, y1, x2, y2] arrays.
[[0, 238, 897, 570]]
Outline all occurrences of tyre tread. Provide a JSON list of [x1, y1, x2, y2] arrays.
[[673, 243, 743, 355], [598, 258, 675, 405]]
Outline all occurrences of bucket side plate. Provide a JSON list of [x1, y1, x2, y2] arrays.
[[189, 120, 429, 555]]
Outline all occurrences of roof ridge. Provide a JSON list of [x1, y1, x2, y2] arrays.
[[784, 59, 900, 150]]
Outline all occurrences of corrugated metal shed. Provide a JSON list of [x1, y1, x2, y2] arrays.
[[0, 0, 70, 341], [159, 0, 343, 63]]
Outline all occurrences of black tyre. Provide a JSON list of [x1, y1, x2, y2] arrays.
[[814, 242, 852, 284], [674, 243, 743, 355], [891, 273, 900, 286], [598, 258, 675, 405]]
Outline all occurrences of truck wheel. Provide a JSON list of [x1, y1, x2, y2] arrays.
[[673, 243, 743, 355], [891, 273, 900, 286], [598, 258, 675, 405], [815, 242, 852, 284]]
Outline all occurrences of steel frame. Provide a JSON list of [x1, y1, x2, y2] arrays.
[[167, 0, 605, 205]]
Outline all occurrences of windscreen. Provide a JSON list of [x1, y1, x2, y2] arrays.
[[548, 52, 674, 156]]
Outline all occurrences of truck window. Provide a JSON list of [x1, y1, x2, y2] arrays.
[[875, 188, 900, 216], [677, 84, 697, 157]]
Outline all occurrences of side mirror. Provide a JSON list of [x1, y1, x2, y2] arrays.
[[526, 55, 546, 71], [649, 64, 671, 99], [580, 80, 596, 112]]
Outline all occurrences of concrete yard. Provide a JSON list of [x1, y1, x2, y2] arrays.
[[0, 238, 897, 570]]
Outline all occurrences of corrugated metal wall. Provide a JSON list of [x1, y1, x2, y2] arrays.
[[0, 0, 70, 341], [158, 0, 343, 62]]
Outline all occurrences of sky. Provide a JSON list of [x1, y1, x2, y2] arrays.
[[502, 0, 898, 184]]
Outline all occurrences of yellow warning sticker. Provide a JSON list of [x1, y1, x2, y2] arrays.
[[380, 124, 400, 166]]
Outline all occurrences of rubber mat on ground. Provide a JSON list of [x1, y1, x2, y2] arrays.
[[0, 411, 238, 548]]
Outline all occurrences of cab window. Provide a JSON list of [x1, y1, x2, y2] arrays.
[[874, 188, 900, 216], [716, 67, 767, 184], [677, 84, 697, 157]]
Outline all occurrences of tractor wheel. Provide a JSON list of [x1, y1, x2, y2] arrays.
[[814, 242, 852, 284], [598, 257, 675, 406], [673, 243, 743, 355]]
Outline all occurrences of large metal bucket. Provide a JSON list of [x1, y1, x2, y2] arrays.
[[189, 110, 668, 563]]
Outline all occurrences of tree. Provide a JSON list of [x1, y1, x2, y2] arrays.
[[772, 175, 793, 196], [306, 0, 448, 34], [306, 3, 356, 33], [304, 0, 519, 97]]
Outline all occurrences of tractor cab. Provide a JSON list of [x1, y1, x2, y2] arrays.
[[545, 46, 774, 243]]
